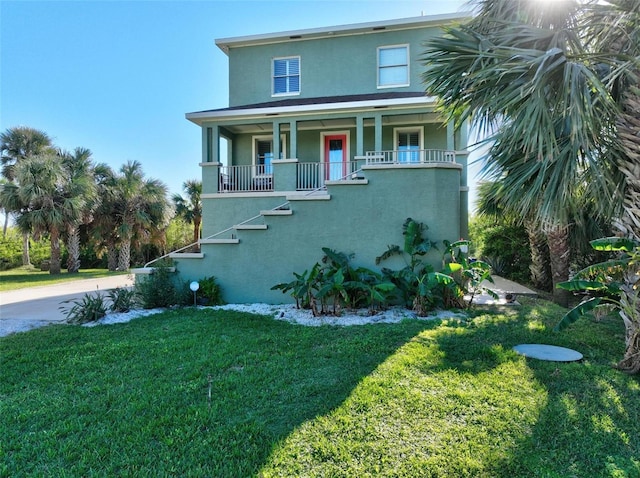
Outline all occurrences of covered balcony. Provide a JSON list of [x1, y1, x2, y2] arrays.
[[212, 149, 457, 194]]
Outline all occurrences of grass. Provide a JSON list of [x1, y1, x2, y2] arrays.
[[0, 266, 128, 292], [1, 299, 638, 477]]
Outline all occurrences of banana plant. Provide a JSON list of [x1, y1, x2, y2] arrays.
[[442, 240, 497, 308], [555, 236, 640, 374], [271, 262, 322, 315]]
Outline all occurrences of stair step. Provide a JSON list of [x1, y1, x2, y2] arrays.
[[261, 209, 293, 216], [286, 194, 331, 201], [234, 224, 268, 230], [200, 238, 240, 244]]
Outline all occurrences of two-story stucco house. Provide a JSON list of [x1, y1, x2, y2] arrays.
[[164, 13, 471, 304]]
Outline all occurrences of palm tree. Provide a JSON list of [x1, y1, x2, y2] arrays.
[[0, 126, 53, 261], [89, 164, 121, 271], [113, 161, 170, 271], [4, 154, 90, 274], [172, 179, 202, 250], [422, 0, 620, 306], [583, 1, 640, 240], [475, 181, 552, 291], [58, 147, 97, 273]]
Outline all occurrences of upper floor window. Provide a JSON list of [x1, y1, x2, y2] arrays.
[[378, 45, 409, 88], [273, 56, 300, 96]]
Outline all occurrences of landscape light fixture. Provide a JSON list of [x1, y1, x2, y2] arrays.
[[190, 281, 200, 306]]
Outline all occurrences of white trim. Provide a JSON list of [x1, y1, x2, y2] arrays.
[[202, 191, 297, 199], [252, 133, 287, 169], [169, 252, 204, 259], [362, 162, 462, 171], [188, 97, 432, 121], [377, 44, 410, 88], [215, 14, 472, 53], [186, 96, 437, 125], [393, 126, 424, 150], [272, 55, 301, 97]]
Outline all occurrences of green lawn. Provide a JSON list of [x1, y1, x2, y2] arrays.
[[1, 299, 638, 477], [0, 267, 128, 292]]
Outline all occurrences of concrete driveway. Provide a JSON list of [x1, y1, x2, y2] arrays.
[[0, 275, 134, 337]]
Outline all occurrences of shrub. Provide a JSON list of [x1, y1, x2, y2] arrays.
[[60, 292, 108, 324], [197, 276, 224, 305], [135, 267, 185, 309], [468, 216, 531, 284], [107, 287, 137, 313], [0, 228, 53, 270], [273, 248, 396, 316]]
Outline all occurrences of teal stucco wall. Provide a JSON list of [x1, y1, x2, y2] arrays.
[[227, 25, 445, 107], [174, 163, 462, 304]]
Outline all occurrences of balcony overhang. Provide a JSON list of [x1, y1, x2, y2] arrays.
[[186, 95, 439, 126]]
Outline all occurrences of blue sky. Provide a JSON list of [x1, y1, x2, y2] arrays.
[[1, 0, 469, 199]]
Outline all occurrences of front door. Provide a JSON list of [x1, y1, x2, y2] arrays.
[[324, 134, 347, 181]]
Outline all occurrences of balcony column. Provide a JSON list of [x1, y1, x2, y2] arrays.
[[272, 121, 282, 160], [355, 116, 364, 156], [203, 125, 220, 163], [289, 120, 297, 159], [374, 114, 382, 152], [446, 120, 455, 151]]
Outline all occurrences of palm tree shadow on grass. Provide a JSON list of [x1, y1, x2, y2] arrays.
[[0, 308, 438, 476], [425, 305, 640, 477]]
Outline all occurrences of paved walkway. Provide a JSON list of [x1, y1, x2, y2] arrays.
[[474, 275, 538, 305], [0, 275, 134, 337]]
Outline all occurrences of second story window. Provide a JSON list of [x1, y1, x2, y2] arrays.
[[273, 56, 300, 96], [378, 45, 409, 88]]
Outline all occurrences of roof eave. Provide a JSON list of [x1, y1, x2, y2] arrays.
[[185, 96, 439, 126], [215, 13, 472, 54]]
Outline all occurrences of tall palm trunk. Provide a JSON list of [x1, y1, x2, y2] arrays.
[[525, 223, 552, 291], [66, 225, 81, 273], [107, 240, 118, 272], [118, 234, 131, 271], [22, 232, 31, 266], [543, 222, 571, 307], [193, 216, 201, 252], [614, 87, 640, 373], [49, 227, 61, 275]]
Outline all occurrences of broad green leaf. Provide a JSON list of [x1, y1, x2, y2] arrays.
[[554, 297, 602, 331], [556, 280, 608, 291], [590, 237, 639, 252], [574, 259, 629, 279]]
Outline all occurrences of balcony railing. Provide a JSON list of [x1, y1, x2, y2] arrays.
[[365, 149, 456, 164], [217, 151, 456, 193], [219, 165, 273, 192], [296, 161, 360, 190]]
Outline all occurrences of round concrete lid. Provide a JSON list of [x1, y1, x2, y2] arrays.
[[513, 344, 583, 362]]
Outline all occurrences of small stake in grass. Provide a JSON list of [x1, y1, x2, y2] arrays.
[[207, 374, 212, 409]]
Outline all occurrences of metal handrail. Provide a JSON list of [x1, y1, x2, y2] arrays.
[[142, 167, 363, 268]]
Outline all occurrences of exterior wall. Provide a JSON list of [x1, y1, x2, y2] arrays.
[[227, 25, 445, 107], [174, 164, 462, 304]]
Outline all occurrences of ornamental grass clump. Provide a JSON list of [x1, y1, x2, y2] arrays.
[[60, 292, 108, 324]]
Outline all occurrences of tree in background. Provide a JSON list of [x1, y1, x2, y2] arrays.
[[2, 154, 92, 274], [113, 161, 170, 271], [0, 126, 53, 264], [172, 179, 202, 250], [58, 147, 97, 273]]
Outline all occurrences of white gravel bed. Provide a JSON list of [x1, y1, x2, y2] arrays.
[[84, 303, 467, 328]]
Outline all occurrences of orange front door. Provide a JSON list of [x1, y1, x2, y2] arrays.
[[324, 135, 347, 180]]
